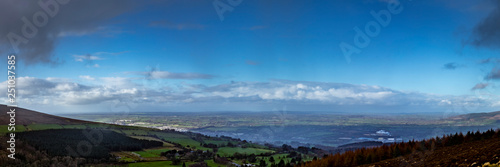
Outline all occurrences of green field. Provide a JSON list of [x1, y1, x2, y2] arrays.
[[0, 125, 26, 134], [133, 148, 172, 158], [27, 124, 63, 130], [61, 124, 87, 129], [204, 160, 222, 167], [151, 132, 210, 151], [122, 129, 151, 135], [262, 153, 290, 165], [217, 147, 274, 156], [128, 161, 195, 167], [204, 139, 229, 145]]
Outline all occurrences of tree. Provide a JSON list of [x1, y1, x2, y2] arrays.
[[259, 159, 267, 167], [269, 156, 275, 163], [172, 157, 181, 165], [392, 145, 401, 157], [248, 154, 257, 163], [278, 159, 285, 167]]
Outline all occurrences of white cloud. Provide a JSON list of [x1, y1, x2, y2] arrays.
[[73, 55, 103, 62], [136, 70, 214, 79], [100, 77, 137, 88], [79, 75, 95, 81], [439, 99, 452, 105], [199, 81, 395, 103]]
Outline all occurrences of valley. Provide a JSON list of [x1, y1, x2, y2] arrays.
[[0, 105, 319, 167], [67, 111, 500, 148], [2, 105, 500, 166]]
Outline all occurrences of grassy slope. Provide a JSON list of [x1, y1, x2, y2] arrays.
[[217, 147, 274, 157], [134, 148, 172, 158], [0, 105, 279, 167]]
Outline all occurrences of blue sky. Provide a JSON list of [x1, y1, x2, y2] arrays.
[[1, 0, 499, 114]]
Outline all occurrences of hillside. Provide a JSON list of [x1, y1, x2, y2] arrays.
[[0, 106, 318, 167], [447, 111, 500, 122], [0, 105, 92, 125], [301, 129, 500, 167], [360, 136, 500, 167]]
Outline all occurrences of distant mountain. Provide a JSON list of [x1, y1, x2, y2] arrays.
[[0, 105, 92, 125], [337, 141, 384, 149], [447, 111, 500, 122], [441, 111, 500, 126]]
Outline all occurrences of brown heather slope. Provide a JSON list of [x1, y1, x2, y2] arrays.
[[0, 105, 92, 125], [302, 130, 500, 167], [360, 137, 500, 167]]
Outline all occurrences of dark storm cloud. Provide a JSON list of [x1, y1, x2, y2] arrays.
[[470, 0, 500, 49], [0, 0, 138, 65]]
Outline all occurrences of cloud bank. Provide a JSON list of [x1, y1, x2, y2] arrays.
[[2, 77, 498, 113]]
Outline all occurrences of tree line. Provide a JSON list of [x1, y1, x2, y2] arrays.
[[301, 129, 500, 167]]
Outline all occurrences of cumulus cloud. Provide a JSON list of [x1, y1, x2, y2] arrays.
[[0, 0, 138, 65], [198, 81, 395, 104], [79, 75, 95, 81], [0, 77, 137, 105]]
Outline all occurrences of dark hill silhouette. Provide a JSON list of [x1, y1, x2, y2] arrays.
[[0, 105, 93, 125], [337, 141, 384, 149]]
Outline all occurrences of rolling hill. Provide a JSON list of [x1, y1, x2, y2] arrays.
[[0, 105, 315, 167]]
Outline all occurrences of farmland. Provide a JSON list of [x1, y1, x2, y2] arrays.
[[68, 111, 500, 148]]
